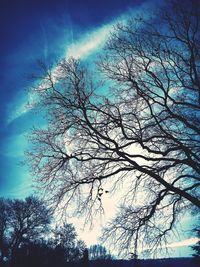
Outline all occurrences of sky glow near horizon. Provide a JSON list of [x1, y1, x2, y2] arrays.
[[0, 0, 198, 259]]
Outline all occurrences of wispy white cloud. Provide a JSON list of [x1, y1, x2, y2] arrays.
[[66, 24, 112, 59], [165, 237, 199, 249], [7, 0, 155, 123], [7, 24, 112, 124], [137, 237, 199, 254], [7, 23, 113, 124], [2, 132, 28, 158], [7, 92, 39, 124]]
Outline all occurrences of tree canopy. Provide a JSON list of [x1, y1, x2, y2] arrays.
[[0, 197, 87, 267], [51, 223, 86, 262], [27, 0, 200, 256], [0, 196, 52, 265]]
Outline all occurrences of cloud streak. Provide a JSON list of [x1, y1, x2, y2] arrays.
[[138, 237, 199, 254], [166, 237, 199, 249], [7, 22, 113, 124], [8, 0, 154, 124], [66, 24, 111, 59]]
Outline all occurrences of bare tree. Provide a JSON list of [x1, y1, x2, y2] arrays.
[[9, 196, 51, 263], [28, 0, 200, 256], [89, 244, 112, 260], [191, 227, 200, 263], [0, 197, 51, 265], [51, 223, 86, 262], [0, 198, 11, 264]]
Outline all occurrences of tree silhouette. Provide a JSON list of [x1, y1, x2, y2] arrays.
[[0, 197, 89, 266], [27, 0, 200, 255], [0, 198, 11, 265], [9, 196, 51, 264], [89, 244, 112, 260], [0, 196, 51, 266], [191, 226, 200, 264], [50, 223, 86, 263], [82, 248, 89, 267]]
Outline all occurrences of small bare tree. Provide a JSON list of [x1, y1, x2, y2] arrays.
[[51, 223, 86, 262], [28, 0, 200, 256], [0, 198, 11, 264], [0, 197, 51, 265], [8, 196, 51, 262]]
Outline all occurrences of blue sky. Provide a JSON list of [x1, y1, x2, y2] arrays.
[[0, 0, 145, 197], [0, 0, 198, 257]]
